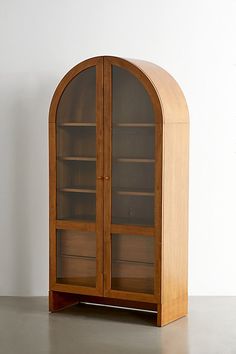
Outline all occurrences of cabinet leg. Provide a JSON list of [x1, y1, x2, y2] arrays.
[[157, 297, 188, 327], [49, 291, 80, 312]]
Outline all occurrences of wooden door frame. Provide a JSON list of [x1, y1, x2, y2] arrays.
[[49, 56, 104, 296], [103, 56, 162, 303]]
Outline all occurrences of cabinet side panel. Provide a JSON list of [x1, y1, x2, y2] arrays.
[[162, 123, 189, 304]]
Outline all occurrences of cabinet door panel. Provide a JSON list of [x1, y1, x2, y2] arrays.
[[51, 58, 103, 295], [104, 59, 158, 300]]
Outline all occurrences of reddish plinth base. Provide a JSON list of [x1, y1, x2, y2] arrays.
[[49, 291, 80, 312], [49, 291, 187, 326]]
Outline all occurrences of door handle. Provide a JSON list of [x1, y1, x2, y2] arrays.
[[104, 176, 110, 180]]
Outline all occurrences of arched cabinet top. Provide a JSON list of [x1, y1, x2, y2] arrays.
[[49, 56, 189, 124]]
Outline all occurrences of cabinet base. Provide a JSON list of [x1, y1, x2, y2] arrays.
[[49, 291, 187, 326], [49, 290, 80, 312], [157, 296, 188, 326]]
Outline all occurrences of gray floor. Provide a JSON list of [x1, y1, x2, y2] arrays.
[[0, 297, 235, 354]]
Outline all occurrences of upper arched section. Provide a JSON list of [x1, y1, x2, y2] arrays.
[[49, 56, 188, 124], [49, 56, 102, 123], [126, 57, 189, 124]]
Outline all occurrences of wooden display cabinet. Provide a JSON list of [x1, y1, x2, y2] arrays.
[[49, 56, 189, 326]]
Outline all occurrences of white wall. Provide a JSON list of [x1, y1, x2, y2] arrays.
[[0, 0, 235, 296]]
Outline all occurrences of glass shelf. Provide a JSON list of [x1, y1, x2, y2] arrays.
[[59, 122, 96, 127], [114, 123, 155, 127], [58, 215, 96, 222], [112, 259, 154, 265], [115, 158, 155, 163], [58, 156, 96, 161], [58, 186, 96, 194], [113, 187, 154, 197]]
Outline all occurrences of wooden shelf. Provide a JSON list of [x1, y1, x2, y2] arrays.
[[58, 215, 96, 222], [112, 259, 154, 266], [60, 254, 96, 261], [113, 188, 154, 196], [116, 158, 155, 163], [58, 216, 153, 226], [59, 186, 96, 194], [59, 122, 96, 127], [115, 123, 155, 127], [58, 156, 96, 161], [59, 186, 153, 196]]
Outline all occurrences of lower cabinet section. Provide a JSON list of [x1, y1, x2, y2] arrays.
[[57, 230, 96, 257], [111, 261, 154, 294], [56, 230, 96, 287], [49, 290, 188, 327], [57, 256, 96, 287], [111, 234, 154, 294], [56, 231, 155, 294]]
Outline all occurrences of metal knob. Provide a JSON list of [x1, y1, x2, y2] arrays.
[[97, 176, 103, 180], [104, 176, 110, 180]]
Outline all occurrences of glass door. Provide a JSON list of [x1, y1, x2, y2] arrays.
[[54, 59, 103, 294], [104, 59, 158, 300]]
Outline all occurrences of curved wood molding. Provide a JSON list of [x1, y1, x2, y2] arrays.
[[49, 56, 188, 125], [49, 56, 103, 123]]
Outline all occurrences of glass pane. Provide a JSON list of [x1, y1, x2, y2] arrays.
[[57, 67, 96, 124], [56, 67, 96, 221], [111, 234, 154, 294], [57, 230, 96, 287], [112, 66, 154, 125], [111, 66, 155, 226]]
